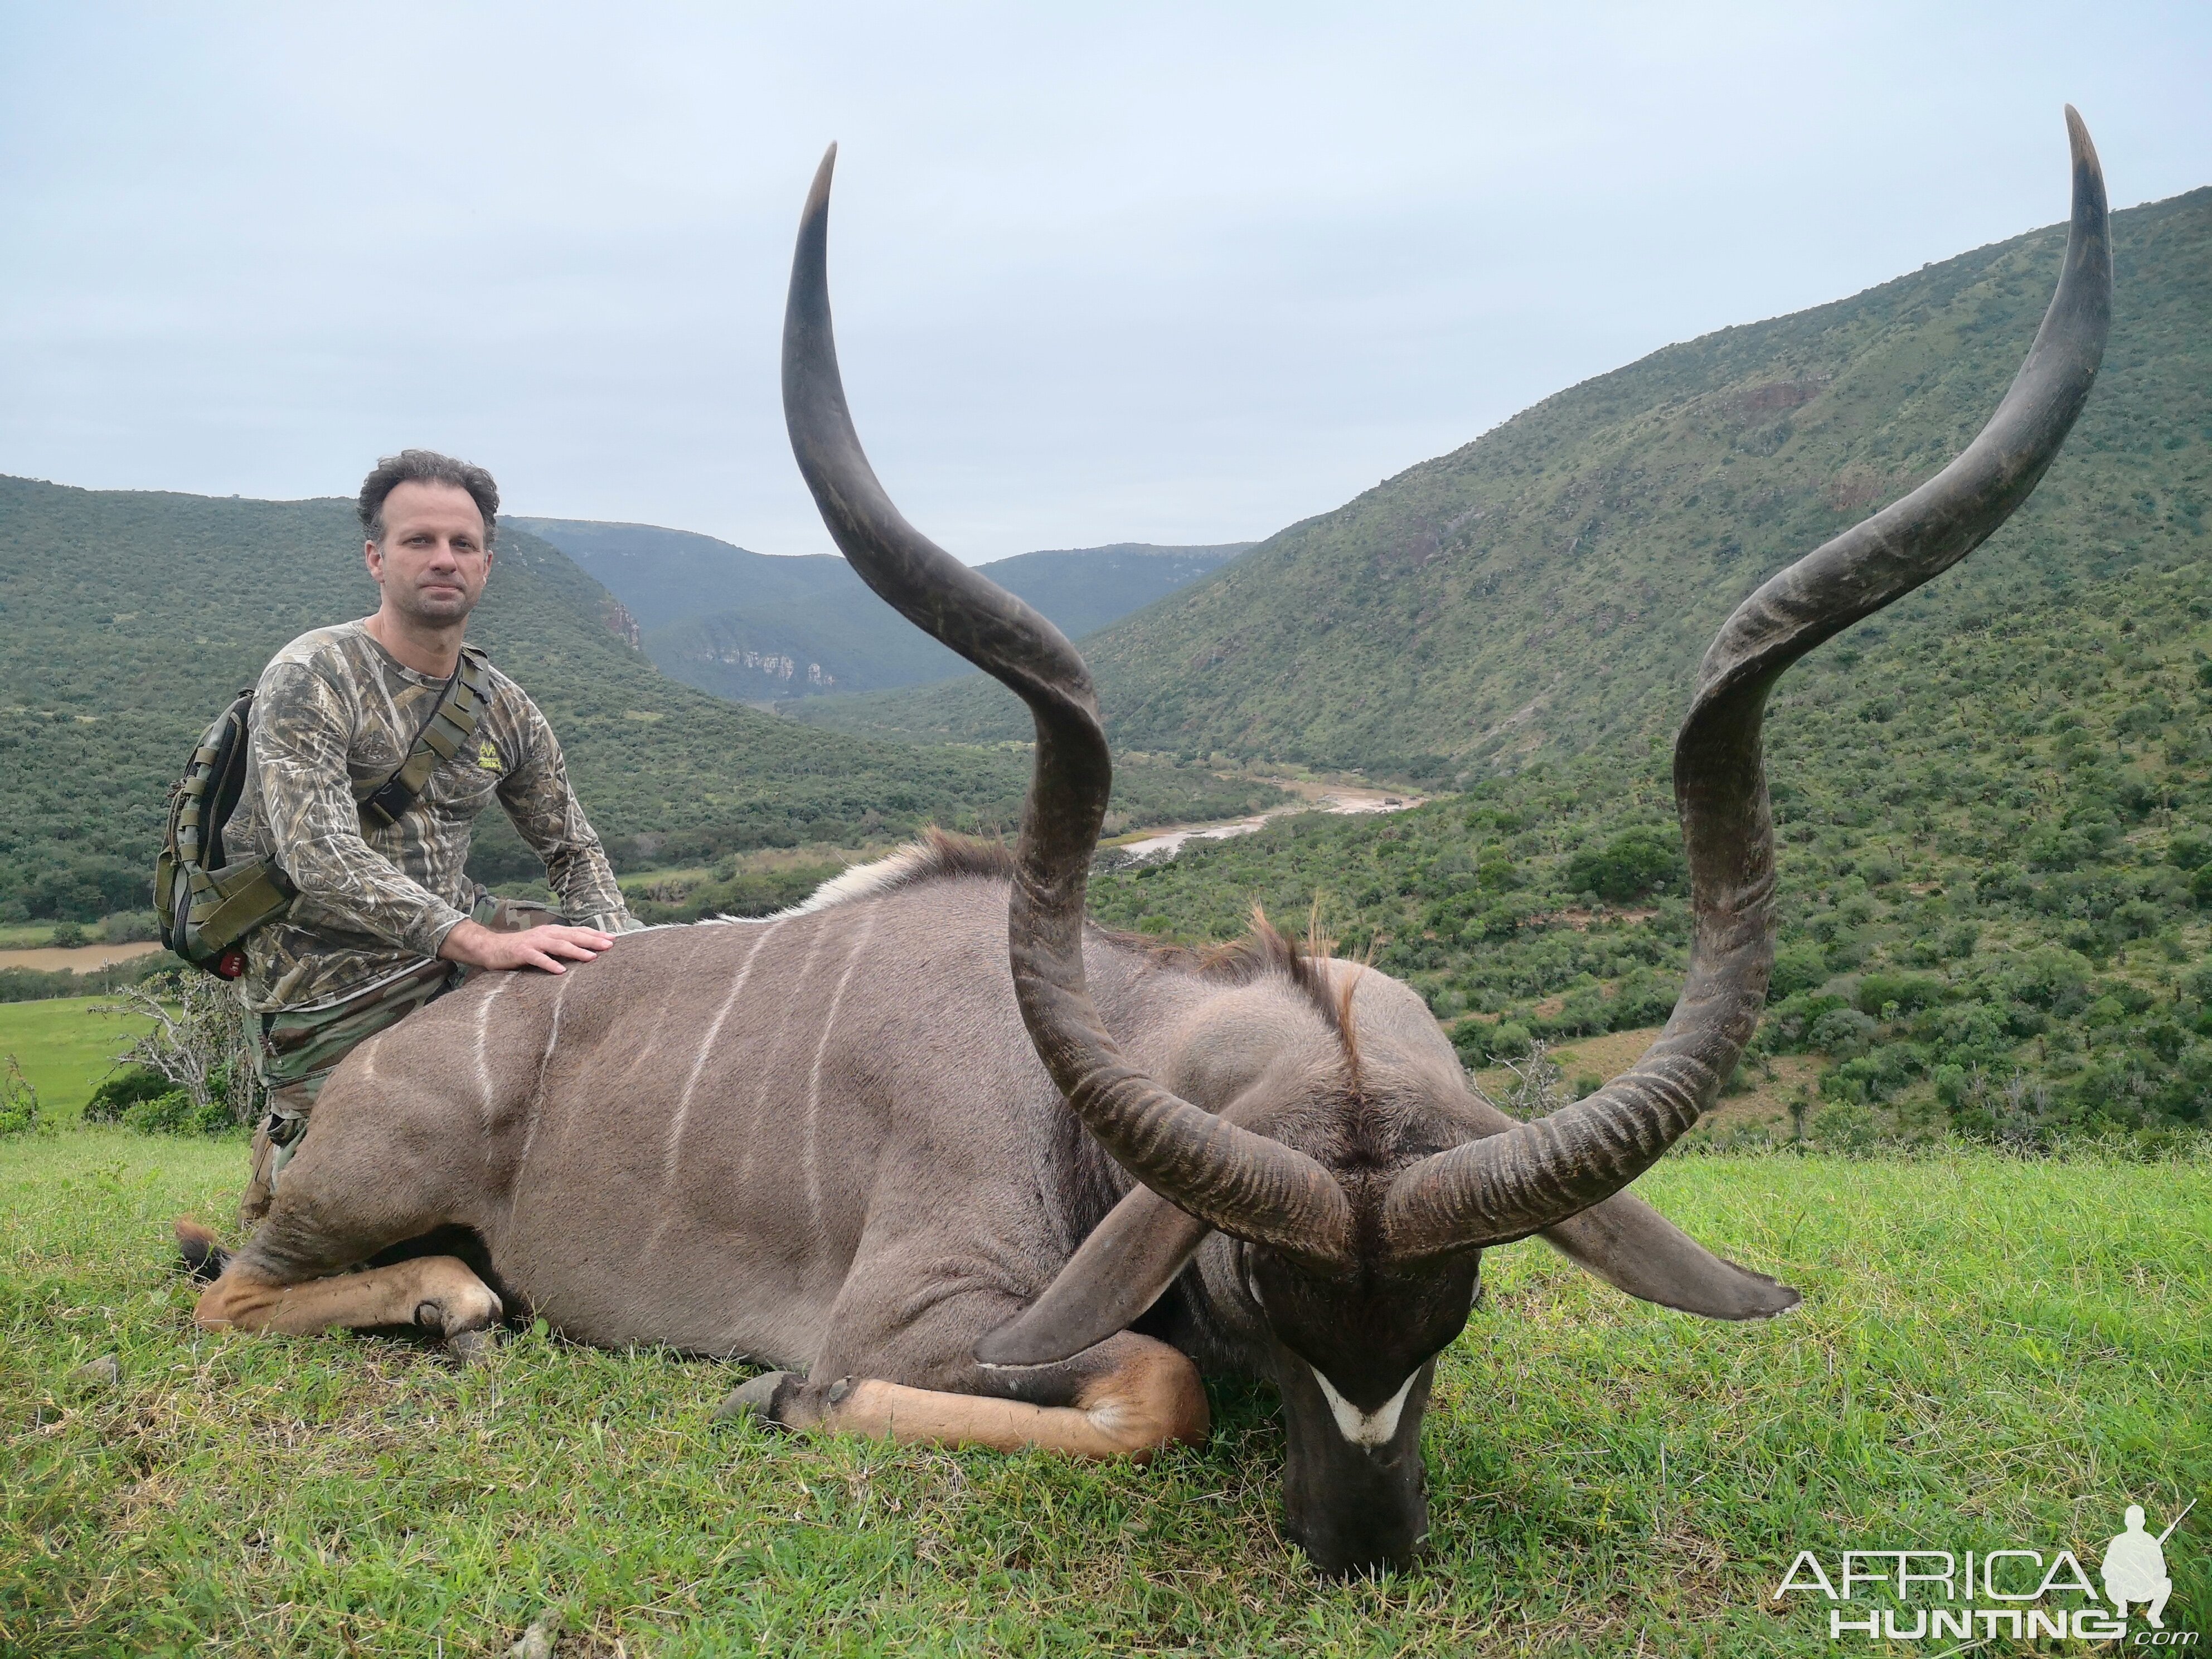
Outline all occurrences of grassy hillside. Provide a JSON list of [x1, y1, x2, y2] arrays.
[[0, 481, 1278, 922], [8, 1133, 2204, 1653], [796, 188, 2211, 781], [515, 516, 1248, 704], [1086, 528, 2212, 1140]]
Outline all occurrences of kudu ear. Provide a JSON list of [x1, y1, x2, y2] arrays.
[[1449, 1089, 1798, 1318], [1539, 1189, 1799, 1320], [976, 1183, 1211, 1367]]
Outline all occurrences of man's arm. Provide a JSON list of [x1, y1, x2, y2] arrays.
[[252, 661, 475, 959], [494, 693, 639, 934]]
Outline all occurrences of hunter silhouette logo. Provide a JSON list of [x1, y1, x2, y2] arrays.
[[1772, 1498, 2198, 1644], [476, 739, 501, 772], [2103, 1501, 2192, 1629]]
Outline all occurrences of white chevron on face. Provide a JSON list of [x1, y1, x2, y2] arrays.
[[1309, 1366, 1415, 1449]]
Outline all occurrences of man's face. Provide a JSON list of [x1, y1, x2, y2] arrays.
[[366, 481, 492, 625]]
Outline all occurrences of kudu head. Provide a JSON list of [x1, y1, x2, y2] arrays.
[[780, 113, 2109, 1574]]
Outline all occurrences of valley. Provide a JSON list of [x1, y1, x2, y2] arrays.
[[2, 184, 2206, 1153], [513, 516, 1250, 704]]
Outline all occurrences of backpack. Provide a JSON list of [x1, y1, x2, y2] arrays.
[[155, 648, 492, 979]]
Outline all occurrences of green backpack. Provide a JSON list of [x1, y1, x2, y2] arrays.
[[155, 649, 492, 978]]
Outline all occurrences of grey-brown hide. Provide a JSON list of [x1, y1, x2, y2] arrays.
[[237, 847, 1504, 1367]]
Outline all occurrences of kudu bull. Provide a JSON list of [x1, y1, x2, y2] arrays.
[[183, 112, 2109, 1574]]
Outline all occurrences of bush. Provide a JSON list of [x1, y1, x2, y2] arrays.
[[0, 952, 169, 1005], [1810, 1007, 1879, 1058], [1768, 944, 1828, 1002], [0, 1056, 52, 1138], [1809, 1102, 1882, 1154], [1486, 1026, 1539, 1066], [121, 1088, 238, 1137], [1855, 973, 1947, 1019], [1563, 830, 1685, 904], [84, 1066, 174, 1124]]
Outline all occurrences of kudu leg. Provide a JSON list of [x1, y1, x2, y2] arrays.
[[195, 1253, 503, 1358], [727, 1330, 1208, 1461], [186, 1032, 510, 1359]]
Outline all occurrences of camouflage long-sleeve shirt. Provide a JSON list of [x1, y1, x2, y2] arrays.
[[231, 621, 636, 1013]]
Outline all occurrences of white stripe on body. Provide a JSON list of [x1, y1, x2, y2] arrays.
[[661, 918, 787, 1185], [608, 926, 721, 1099], [801, 908, 876, 1230], [506, 971, 573, 1223], [471, 974, 512, 1135], [732, 918, 835, 1197]]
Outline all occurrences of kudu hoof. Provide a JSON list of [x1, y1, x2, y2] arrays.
[[715, 1371, 796, 1427]]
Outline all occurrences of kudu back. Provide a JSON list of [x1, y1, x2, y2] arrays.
[[186, 113, 2110, 1576]]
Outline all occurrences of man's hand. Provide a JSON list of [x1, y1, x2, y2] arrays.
[[438, 919, 615, 974]]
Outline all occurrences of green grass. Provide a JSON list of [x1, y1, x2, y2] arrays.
[[0, 995, 151, 1120], [4, 1136, 2205, 1656]]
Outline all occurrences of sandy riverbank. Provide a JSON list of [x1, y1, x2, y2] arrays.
[[0, 940, 166, 973], [1109, 782, 1422, 862]]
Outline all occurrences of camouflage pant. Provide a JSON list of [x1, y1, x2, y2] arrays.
[[239, 893, 556, 1224]]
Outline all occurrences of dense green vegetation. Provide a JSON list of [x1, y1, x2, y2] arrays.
[[797, 187, 2212, 785], [0, 481, 1279, 923], [1090, 541, 2212, 1143], [516, 516, 1248, 704], [6, 1132, 2203, 1653]]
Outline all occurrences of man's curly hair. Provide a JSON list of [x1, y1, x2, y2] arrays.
[[357, 449, 499, 547]]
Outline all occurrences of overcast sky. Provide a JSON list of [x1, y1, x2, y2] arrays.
[[2, 3, 2205, 561]]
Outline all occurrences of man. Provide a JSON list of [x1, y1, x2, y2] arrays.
[[227, 449, 639, 1221]]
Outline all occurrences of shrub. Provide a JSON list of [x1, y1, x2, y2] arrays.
[[1763, 992, 1848, 1053], [0, 1057, 52, 1138], [83, 1066, 174, 1124], [1486, 1022, 1534, 1062], [1768, 944, 1828, 1002], [100, 909, 163, 943], [122, 1089, 238, 1137], [1809, 1102, 1881, 1154], [1810, 1007, 1879, 1058], [1607, 972, 1676, 1030], [1854, 973, 1947, 1019], [1563, 830, 1684, 904]]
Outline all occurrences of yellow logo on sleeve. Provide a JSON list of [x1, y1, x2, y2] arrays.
[[476, 739, 502, 773]]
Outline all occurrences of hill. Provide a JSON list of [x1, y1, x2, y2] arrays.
[[511, 517, 1248, 704], [1085, 518, 2212, 1142], [0, 481, 1278, 923], [793, 187, 2211, 782]]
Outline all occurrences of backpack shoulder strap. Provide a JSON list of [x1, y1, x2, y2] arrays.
[[358, 647, 494, 828]]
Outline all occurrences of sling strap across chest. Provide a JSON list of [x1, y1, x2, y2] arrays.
[[156, 646, 495, 977]]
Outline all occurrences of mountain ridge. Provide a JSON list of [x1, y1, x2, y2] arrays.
[[790, 186, 2210, 780], [0, 481, 1278, 921], [511, 516, 1250, 704]]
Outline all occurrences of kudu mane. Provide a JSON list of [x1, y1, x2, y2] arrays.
[[1126, 903, 1365, 1085], [784, 828, 1366, 1078]]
